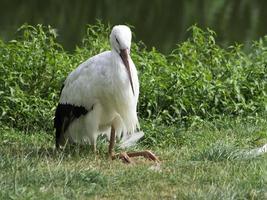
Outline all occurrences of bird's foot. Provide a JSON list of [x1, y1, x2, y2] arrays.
[[118, 152, 132, 163], [111, 152, 132, 163], [112, 150, 159, 164], [127, 150, 160, 162]]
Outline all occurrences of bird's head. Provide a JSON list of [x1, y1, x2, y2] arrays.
[[110, 25, 132, 53], [110, 25, 134, 95]]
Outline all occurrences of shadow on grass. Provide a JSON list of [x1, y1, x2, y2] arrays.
[[1, 138, 111, 161]]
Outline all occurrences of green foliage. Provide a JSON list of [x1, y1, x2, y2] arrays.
[[0, 23, 266, 132], [0, 25, 73, 131], [138, 26, 267, 125]]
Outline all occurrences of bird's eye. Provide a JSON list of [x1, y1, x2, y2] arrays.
[[116, 37, 120, 45]]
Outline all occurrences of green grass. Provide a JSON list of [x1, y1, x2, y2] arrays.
[[1, 118, 267, 199]]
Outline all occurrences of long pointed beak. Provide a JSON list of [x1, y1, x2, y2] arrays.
[[120, 49, 135, 95]]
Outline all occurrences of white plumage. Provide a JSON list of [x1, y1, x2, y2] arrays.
[[55, 25, 139, 151]]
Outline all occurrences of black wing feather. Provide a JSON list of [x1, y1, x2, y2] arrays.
[[54, 85, 89, 148]]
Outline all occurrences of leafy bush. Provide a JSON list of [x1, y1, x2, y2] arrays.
[[0, 25, 73, 131], [137, 27, 267, 125], [0, 23, 266, 132]]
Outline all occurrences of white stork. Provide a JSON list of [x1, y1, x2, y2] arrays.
[[54, 25, 158, 163]]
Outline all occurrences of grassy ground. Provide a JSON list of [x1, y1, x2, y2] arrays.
[[1, 118, 267, 199]]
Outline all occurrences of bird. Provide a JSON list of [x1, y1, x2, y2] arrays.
[[54, 25, 158, 163]]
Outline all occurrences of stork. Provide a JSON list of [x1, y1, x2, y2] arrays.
[[54, 25, 158, 163]]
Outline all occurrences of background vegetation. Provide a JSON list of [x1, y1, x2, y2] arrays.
[[0, 22, 266, 134]]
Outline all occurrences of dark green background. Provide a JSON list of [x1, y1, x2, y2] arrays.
[[1, 0, 266, 53]]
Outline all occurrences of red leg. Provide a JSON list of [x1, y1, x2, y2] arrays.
[[126, 150, 159, 162], [113, 150, 159, 163], [117, 152, 132, 163], [108, 127, 158, 163], [108, 126, 116, 159]]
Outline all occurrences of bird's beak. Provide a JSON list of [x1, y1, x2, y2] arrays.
[[120, 49, 135, 95]]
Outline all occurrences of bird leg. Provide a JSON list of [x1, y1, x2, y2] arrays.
[[108, 126, 132, 163], [108, 126, 159, 163], [108, 125, 116, 159], [92, 141, 97, 154]]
